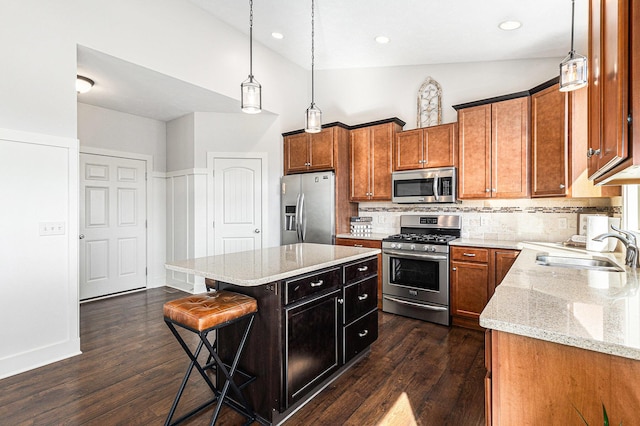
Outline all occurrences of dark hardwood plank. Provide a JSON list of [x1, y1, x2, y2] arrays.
[[0, 288, 484, 425]]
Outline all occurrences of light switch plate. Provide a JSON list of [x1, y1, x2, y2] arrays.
[[39, 222, 66, 236]]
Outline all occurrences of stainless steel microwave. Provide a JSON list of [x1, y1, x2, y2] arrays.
[[391, 167, 457, 203]]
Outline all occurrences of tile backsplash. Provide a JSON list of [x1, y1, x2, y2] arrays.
[[358, 197, 622, 242]]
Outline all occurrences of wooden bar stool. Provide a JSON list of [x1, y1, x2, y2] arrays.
[[163, 291, 258, 425]]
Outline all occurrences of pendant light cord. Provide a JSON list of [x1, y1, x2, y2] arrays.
[[311, 0, 315, 105], [569, 0, 576, 56], [249, 0, 254, 78]]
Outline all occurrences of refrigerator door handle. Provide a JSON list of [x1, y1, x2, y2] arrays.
[[295, 193, 302, 242], [299, 192, 305, 242]]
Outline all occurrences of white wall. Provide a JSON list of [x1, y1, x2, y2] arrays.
[[77, 103, 167, 171], [317, 58, 562, 128], [0, 129, 80, 379]]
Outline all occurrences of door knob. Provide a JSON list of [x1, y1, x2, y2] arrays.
[[254, 229, 260, 233], [79, 234, 85, 239]]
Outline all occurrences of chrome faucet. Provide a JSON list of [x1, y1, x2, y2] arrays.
[[592, 225, 639, 268]]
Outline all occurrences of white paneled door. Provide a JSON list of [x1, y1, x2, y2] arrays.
[[213, 157, 263, 255], [79, 153, 147, 300]]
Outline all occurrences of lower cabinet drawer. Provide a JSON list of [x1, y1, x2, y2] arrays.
[[285, 267, 341, 304], [343, 309, 378, 363], [344, 257, 377, 285], [344, 276, 377, 324]]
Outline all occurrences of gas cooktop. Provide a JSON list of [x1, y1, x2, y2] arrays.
[[385, 233, 458, 244]]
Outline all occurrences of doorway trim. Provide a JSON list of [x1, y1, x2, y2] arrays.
[[206, 152, 269, 256], [79, 146, 154, 297]]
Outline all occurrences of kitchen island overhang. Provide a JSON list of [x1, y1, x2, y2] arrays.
[[165, 243, 381, 425]]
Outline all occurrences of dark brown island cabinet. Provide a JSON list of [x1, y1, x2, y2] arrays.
[[215, 255, 378, 425]]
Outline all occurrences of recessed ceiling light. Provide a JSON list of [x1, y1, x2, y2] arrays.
[[499, 20, 522, 31], [375, 35, 390, 44], [271, 32, 284, 40]]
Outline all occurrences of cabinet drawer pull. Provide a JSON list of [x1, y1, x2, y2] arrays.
[[357, 265, 368, 271], [358, 293, 368, 301], [354, 244, 363, 247], [310, 279, 323, 287], [463, 253, 476, 257], [358, 329, 369, 338]]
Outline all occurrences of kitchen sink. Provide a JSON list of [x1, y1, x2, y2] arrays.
[[535, 253, 624, 272]]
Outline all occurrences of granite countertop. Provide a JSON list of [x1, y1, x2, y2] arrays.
[[165, 243, 380, 286], [480, 242, 640, 360], [335, 233, 388, 241], [450, 238, 520, 250]]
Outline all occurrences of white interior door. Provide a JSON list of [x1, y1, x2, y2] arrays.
[[213, 157, 263, 255], [79, 153, 147, 300]]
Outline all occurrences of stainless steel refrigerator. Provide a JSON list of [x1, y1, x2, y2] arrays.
[[281, 171, 336, 245]]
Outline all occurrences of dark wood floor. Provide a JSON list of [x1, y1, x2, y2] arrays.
[[0, 288, 485, 425]]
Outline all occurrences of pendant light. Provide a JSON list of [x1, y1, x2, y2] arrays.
[[241, 0, 262, 113], [559, 0, 588, 92], [305, 0, 322, 133]]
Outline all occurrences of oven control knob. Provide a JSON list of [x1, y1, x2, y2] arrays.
[[410, 244, 416, 250], [426, 246, 436, 252]]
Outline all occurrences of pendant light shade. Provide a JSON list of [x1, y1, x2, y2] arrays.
[[559, 0, 588, 92], [304, 0, 322, 133], [241, 0, 262, 113], [305, 103, 322, 133]]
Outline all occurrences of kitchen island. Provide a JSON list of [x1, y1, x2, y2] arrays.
[[165, 243, 380, 425], [480, 244, 640, 424]]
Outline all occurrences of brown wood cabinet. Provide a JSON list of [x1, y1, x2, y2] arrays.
[[350, 120, 403, 201], [394, 123, 457, 171], [587, 0, 639, 185], [456, 97, 529, 199], [530, 82, 568, 197], [335, 237, 383, 309], [450, 246, 519, 330], [487, 330, 640, 424], [588, 0, 630, 180], [284, 126, 343, 174], [530, 79, 621, 197]]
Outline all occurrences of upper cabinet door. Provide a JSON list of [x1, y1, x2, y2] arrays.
[[394, 129, 424, 171], [458, 104, 492, 198], [424, 123, 457, 168], [370, 124, 393, 200], [492, 97, 529, 198], [309, 128, 335, 171], [349, 127, 371, 201], [588, 0, 630, 179], [531, 85, 568, 197], [284, 133, 310, 174]]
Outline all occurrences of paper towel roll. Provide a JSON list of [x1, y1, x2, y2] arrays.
[[586, 216, 610, 252]]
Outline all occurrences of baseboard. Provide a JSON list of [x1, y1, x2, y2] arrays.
[[0, 338, 81, 380]]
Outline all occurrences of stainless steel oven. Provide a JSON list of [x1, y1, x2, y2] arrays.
[[381, 215, 461, 326]]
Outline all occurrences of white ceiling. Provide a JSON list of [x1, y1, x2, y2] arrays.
[[188, 0, 587, 70], [77, 0, 588, 122]]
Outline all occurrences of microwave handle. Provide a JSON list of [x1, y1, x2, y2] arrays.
[[433, 174, 440, 202]]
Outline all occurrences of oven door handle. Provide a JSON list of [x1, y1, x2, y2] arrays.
[[383, 296, 448, 312], [383, 250, 448, 261]]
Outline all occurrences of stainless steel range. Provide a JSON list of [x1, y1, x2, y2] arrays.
[[381, 214, 461, 326]]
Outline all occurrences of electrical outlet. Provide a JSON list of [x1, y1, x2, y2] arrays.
[[39, 222, 66, 236], [558, 218, 568, 229]]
